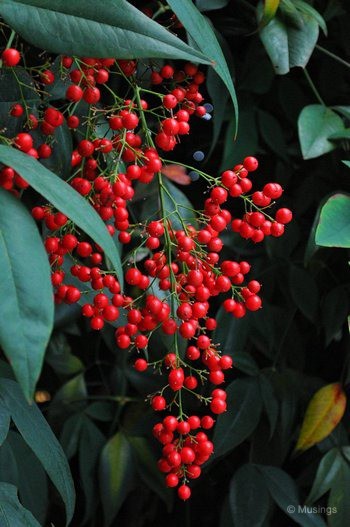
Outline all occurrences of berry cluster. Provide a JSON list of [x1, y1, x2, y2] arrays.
[[0, 44, 292, 500]]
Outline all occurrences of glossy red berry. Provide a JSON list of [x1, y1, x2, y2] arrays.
[[2, 48, 21, 67]]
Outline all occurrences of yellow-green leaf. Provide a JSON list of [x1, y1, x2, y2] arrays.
[[296, 383, 346, 452], [260, 0, 280, 29]]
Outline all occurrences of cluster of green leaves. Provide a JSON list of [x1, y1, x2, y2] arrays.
[[0, 0, 349, 526]]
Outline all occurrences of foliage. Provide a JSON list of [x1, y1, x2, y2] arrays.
[[0, 1, 349, 526]]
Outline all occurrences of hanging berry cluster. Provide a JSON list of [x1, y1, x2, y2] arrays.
[[0, 44, 292, 501]]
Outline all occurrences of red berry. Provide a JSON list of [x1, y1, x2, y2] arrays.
[[2, 48, 21, 67], [134, 358, 148, 371], [165, 473, 179, 488], [275, 208, 293, 224], [152, 395, 166, 411], [66, 84, 83, 102], [210, 398, 227, 414], [243, 156, 258, 172]]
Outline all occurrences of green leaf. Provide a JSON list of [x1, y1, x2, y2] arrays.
[[259, 0, 280, 29], [128, 435, 172, 507], [8, 431, 48, 525], [260, 9, 319, 74], [343, 160, 350, 169], [60, 413, 85, 459], [221, 104, 258, 169], [260, 15, 289, 74], [292, 0, 327, 35], [0, 379, 75, 525], [0, 68, 40, 138], [259, 374, 279, 438], [196, 0, 229, 11], [328, 457, 350, 527], [99, 431, 135, 527], [206, 44, 230, 155], [328, 129, 350, 140], [306, 448, 342, 504], [212, 377, 262, 459], [259, 465, 327, 526], [214, 307, 250, 357], [0, 482, 41, 527], [140, 178, 197, 232], [0, 0, 210, 64], [289, 265, 319, 322], [0, 188, 53, 400], [333, 106, 350, 120], [229, 463, 270, 527], [79, 416, 105, 524], [46, 332, 83, 377], [167, 0, 238, 134], [36, 122, 73, 180], [257, 109, 288, 161], [322, 287, 349, 345], [315, 193, 350, 247], [85, 402, 114, 422], [0, 405, 10, 446], [298, 105, 345, 159], [0, 145, 123, 288]]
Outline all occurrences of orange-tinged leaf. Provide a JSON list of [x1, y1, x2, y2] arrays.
[[161, 164, 191, 185], [259, 0, 280, 29], [296, 383, 346, 452]]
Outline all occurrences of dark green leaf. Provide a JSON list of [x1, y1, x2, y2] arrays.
[[233, 351, 260, 376], [8, 431, 48, 525], [99, 431, 135, 527], [0, 379, 75, 525], [322, 287, 349, 345], [46, 332, 83, 376], [260, 9, 319, 74], [0, 405, 10, 446], [196, 0, 229, 11], [141, 178, 197, 231], [128, 436, 172, 507], [306, 448, 342, 504], [0, 145, 123, 288], [258, 109, 288, 161], [292, 0, 327, 35], [60, 413, 85, 459], [0, 438, 18, 485], [315, 193, 350, 248], [54, 373, 87, 405], [333, 106, 350, 120], [229, 463, 270, 527], [0, 482, 41, 527], [298, 105, 345, 160], [0, 68, 40, 138], [212, 377, 262, 459], [289, 265, 319, 322], [37, 122, 73, 180], [259, 465, 327, 526], [0, 188, 53, 400], [329, 129, 350, 140], [167, 0, 238, 133], [220, 103, 258, 170], [328, 457, 350, 527], [85, 402, 114, 422], [259, 374, 279, 438], [207, 55, 229, 155], [260, 15, 289, 74], [214, 307, 250, 357], [79, 416, 105, 524], [0, 0, 210, 63]]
